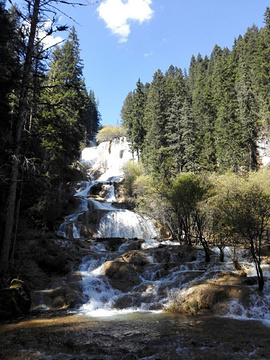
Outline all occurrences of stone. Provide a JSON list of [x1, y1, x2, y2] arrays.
[[117, 250, 150, 271], [102, 260, 141, 292], [167, 272, 252, 315]]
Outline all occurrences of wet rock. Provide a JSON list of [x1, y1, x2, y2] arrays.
[[89, 182, 104, 197], [0, 279, 31, 318], [167, 273, 251, 315], [99, 237, 126, 252], [119, 240, 143, 252], [151, 245, 197, 265], [102, 250, 151, 292], [118, 250, 150, 271], [103, 260, 141, 292], [112, 295, 134, 309]]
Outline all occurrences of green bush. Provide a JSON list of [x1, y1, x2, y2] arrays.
[[122, 161, 144, 196]]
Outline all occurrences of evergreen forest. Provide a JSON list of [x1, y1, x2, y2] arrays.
[[0, 0, 100, 271], [121, 8, 270, 177]]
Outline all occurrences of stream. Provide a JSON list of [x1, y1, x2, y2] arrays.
[[1, 137, 270, 359]]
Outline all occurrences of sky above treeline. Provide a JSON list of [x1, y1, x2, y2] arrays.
[[47, 0, 270, 125]]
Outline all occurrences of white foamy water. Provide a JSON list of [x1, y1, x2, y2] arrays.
[[57, 137, 152, 240], [97, 210, 159, 239], [57, 181, 92, 239], [81, 137, 137, 182], [224, 263, 270, 326]]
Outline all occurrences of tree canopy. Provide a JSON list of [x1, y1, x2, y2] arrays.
[[0, 1, 100, 271], [121, 9, 270, 178]]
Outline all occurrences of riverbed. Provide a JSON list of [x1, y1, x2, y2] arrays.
[[1, 310, 270, 359]]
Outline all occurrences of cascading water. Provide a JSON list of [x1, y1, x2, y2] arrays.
[[56, 137, 270, 323], [97, 210, 159, 239], [57, 181, 92, 239]]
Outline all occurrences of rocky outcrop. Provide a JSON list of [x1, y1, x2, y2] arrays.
[[167, 271, 251, 315], [118, 250, 150, 271], [102, 250, 151, 292], [103, 260, 141, 292]]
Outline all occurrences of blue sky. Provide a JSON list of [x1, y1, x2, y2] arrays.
[[57, 0, 270, 126]]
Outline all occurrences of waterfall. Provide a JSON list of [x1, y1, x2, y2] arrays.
[[57, 136, 159, 240], [81, 136, 137, 182], [97, 210, 159, 239], [56, 136, 270, 323], [57, 181, 92, 239]]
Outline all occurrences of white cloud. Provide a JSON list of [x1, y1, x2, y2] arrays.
[[98, 0, 154, 42], [38, 20, 63, 50]]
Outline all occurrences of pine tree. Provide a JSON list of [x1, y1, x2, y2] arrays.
[[236, 53, 260, 170], [181, 97, 198, 172], [0, 0, 42, 270], [166, 95, 184, 177], [189, 53, 217, 171], [39, 26, 87, 181], [121, 91, 134, 139], [131, 79, 147, 158], [143, 69, 169, 177], [255, 9, 270, 130], [85, 90, 100, 143], [212, 47, 240, 172]]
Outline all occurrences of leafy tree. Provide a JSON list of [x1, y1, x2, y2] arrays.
[[96, 125, 126, 143], [210, 171, 270, 291], [133, 174, 174, 238], [169, 173, 212, 260], [122, 161, 144, 197]]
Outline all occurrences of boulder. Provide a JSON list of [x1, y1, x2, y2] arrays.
[[117, 250, 150, 271], [151, 245, 197, 265], [102, 250, 151, 292], [0, 279, 31, 318], [102, 260, 141, 292], [101, 238, 126, 252], [167, 273, 251, 315]]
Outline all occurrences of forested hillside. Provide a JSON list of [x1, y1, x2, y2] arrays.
[[0, 1, 100, 271], [121, 7, 270, 178]]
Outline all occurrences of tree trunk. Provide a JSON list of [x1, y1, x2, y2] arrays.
[[218, 246, 225, 262], [200, 236, 210, 262], [250, 240, 264, 292], [254, 258, 264, 291], [0, 0, 41, 271]]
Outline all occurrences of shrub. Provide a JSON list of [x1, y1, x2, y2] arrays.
[[96, 125, 126, 143], [122, 161, 144, 196]]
